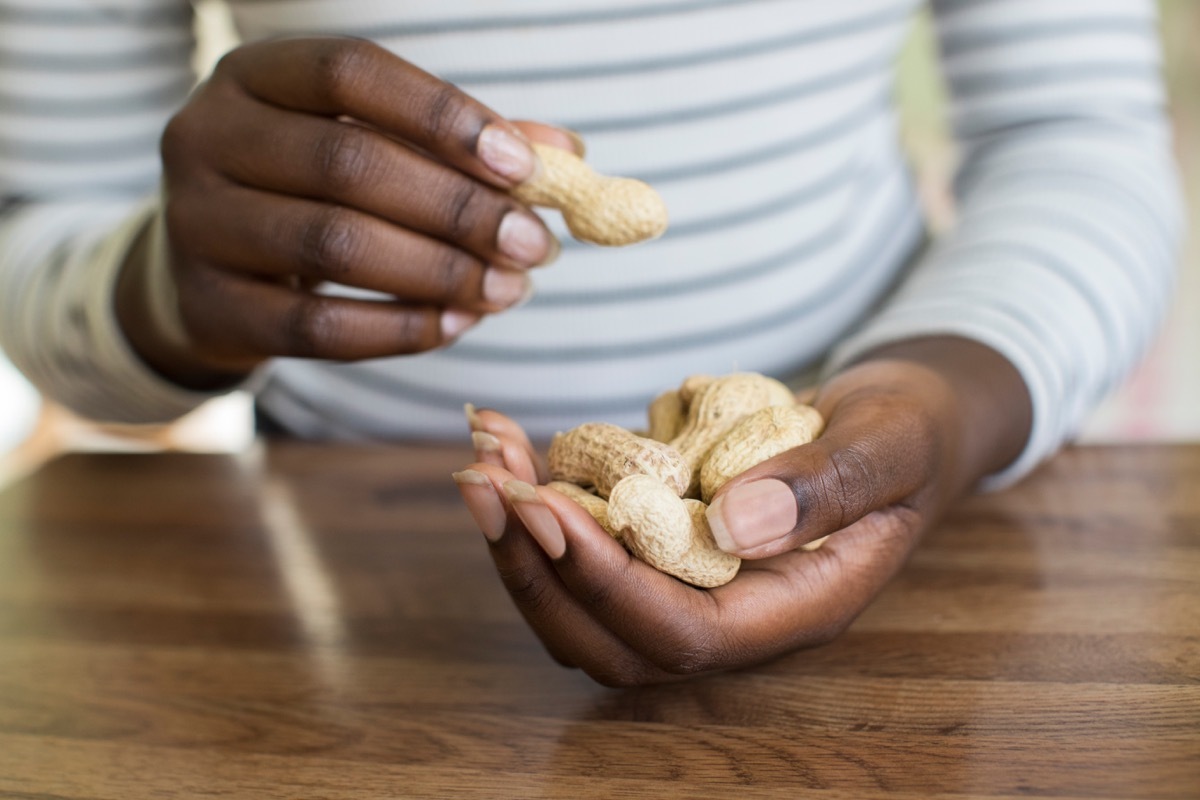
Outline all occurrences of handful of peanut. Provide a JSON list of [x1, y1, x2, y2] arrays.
[[547, 372, 825, 588]]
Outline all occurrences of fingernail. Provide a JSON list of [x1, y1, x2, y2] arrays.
[[504, 480, 566, 559], [498, 211, 553, 266], [441, 309, 479, 340], [706, 479, 797, 553], [482, 268, 534, 308], [539, 235, 561, 267], [471, 430, 501, 454], [562, 129, 587, 157], [464, 402, 484, 432], [477, 124, 536, 182], [453, 469, 506, 542]]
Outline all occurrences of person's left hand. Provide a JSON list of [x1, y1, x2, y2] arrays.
[[454, 337, 1031, 685]]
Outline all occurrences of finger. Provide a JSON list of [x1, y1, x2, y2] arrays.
[[467, 406, 548, 485], [470, 431, 507, 470], [169, 183, 532, 313], [707, 390, 936, 559], [530, 486, 736, 675], [177, 265, 477, 366], [457, 465, 672, 685], [712, 509, 919, 662], [498, 436, 540, 487], [451, 466, 575, 668], [208, 100, 556, 270], [538, 487, 920, 674], [221, 37, 539, 188]]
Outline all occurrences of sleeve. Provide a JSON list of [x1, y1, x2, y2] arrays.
[[0, 0, 233, 424], [826, 0, 1186, 489]]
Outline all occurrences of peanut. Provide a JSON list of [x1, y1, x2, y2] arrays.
[[547, 422, 690, 498], [670, 372, 797, 496], [700, 404, 825, 502], [646, 389, 686, 443], [800, 535, 830, 552], [607, 474, 740, 588], [476, 371, 828, 589], [678, 374, 716, 405], [511, 142, 668, 246], [646, 374, 717, 443], [546, 481, 617, 540]]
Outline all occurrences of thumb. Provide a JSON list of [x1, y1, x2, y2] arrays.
[[706, 392, 936, 559]]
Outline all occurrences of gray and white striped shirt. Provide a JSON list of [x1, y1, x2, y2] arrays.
[[0, 0, 1184, 487]]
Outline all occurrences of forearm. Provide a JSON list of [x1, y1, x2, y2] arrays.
[[829, 0, 1182, 489], [0, 0, 227, 423], [0, 199, 228, 424]]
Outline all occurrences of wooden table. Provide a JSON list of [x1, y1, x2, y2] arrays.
[[0, 443, 1196, 799]]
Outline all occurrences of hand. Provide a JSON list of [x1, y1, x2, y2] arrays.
[[119, 37, 574, 388], [455, 337, 1031, 685]]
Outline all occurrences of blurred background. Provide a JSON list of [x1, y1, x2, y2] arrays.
[[1, 0, 1196, 485]]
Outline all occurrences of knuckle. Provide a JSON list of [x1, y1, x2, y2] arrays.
[[500, 568, 555, 616], [311, 38, 375, 106], [315, 125, 373, 195], [161, 195, 191, 243], [543, 646, 577, 670], [428, 248, 477, 304], [393, 307, 437, 353], [419, 82, 471, 143], [824, 444, 878, 527], [575, 578, 619, 618], [439, 177, 489, 242], [161, 195, 205, 258], [301, 207, 362, 278], [174, 265, 222, 340], [283, 297, 338, 358], [654, 621, 723, 675], [160, 112, 198, 167], [211, 46, 245, 78]]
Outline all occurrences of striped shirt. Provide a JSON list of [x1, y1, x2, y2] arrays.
[[0, 0, 1184, 488]]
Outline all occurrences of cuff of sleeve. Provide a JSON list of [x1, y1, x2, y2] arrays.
[[823, 313, 1058, 492], [84, 197, 258, 424]]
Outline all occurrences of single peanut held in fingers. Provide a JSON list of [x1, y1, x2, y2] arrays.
[[548, 422, 691, 498], [700, 404, 825, 502], [607, 474, 740, 588], [511, 142, 668, 246]]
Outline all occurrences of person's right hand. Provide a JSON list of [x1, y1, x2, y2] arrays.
[[124, 37, 567, 387]]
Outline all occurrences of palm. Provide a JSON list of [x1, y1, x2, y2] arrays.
[[461, 408, 926, 684]]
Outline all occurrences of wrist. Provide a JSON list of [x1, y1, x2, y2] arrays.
[[827, 335, 1033, 498]]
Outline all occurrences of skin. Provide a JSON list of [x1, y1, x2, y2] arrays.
[[106, 36, 1035, 684], [114, 37, 578, 390], [457, 336, 1033, 686]]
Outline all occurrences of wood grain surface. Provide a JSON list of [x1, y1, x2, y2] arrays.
[[0, 442, 1196, 799]]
